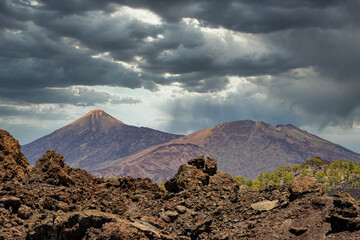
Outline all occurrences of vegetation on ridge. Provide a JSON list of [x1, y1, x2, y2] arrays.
[[235, 157, 360, 198]]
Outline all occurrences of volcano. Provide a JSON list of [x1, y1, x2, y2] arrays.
[[21, 109, 183, 170], [92, 120, 360, 183]]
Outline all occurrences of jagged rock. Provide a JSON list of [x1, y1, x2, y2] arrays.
[[175, 205, 187, 214], [86, 219, 174, 240], [165, 165, 209, 193], [311, 196, 328, 209], [118, 176, 161, 192], [0, 196, 21, 212], [160, 210, 179, 223], [140, 216, 167, 231], [326, 192, 360, 233], [333, 191, 357, 205], [27, 210, 168, 240], [17, 205, 32, 220], [327, 214, 360, 233], [165, 156, 238, 193], [188, 156, 217, 176], [208, 171, 239, 192], [289, 175, 324, 199], [190, 220, 212, 239], [0, 130, 30, 183], [2, 130, 360, 239], [27, 151, 74, 186], [251, 200, 278, 211]]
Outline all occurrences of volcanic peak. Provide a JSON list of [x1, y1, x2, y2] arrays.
[[67, 109, 125, 133]]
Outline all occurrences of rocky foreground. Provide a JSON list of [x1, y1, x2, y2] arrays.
[[1, 130, 360, 239]]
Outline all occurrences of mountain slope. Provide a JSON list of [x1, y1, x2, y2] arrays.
[[92, 120, 360, 182], [21, 109, 183, 170]]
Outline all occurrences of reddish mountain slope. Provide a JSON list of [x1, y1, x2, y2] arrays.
[[21, 109, 183, 170], [92, 120, 360, 183]]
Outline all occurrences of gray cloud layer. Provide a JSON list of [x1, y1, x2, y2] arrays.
[[1, 0, 360, 140]]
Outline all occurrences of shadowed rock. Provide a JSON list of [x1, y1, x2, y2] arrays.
[[165, 156, 238, 193], [188, 156, 217, 176], [0, 130, 30, 183], [164, 164, 209, 193], [117, 176, 161, 192], [27, 151, 75, 186]]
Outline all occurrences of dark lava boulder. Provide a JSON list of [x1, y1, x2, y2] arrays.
[[27, 210, 173, 240], [117, 176, 161, 192], [188, 156, 217, 175], [27, 150, 102, 188], [27, 150, 75, 186], [165, 156, 238, 193], [0, 130, 31, 183], [326, 191, 360, 233]]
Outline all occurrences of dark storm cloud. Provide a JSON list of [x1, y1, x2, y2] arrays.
[[163, 88, 303, 135], [36, 0, 355, 33], [254, 70, 360, 126], [35, 13, 164, 61], [1, 0, 360, 131], [266, 28, 360, 83], [0, 0, 33, 30], [0, 87, 141, 106], [163, 73, 360, 135]]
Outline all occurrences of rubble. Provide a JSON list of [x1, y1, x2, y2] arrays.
[[1, 129, 360, 239]]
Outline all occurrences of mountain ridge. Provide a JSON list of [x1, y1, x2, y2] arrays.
[[21, 110, 360, 183], [92, 120, 360, 183], [21, 109, 184, 170]]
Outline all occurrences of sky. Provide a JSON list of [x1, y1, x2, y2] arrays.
[[1, 0, 360, 153]]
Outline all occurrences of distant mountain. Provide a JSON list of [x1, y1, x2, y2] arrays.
[[21, 109, 183, 170], [92, 120, 360, 183]]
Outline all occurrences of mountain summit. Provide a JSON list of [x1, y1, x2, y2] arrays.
[[21, 109, 183, 170], [92, 120, 360, 183], [69, 109, 125, 133]]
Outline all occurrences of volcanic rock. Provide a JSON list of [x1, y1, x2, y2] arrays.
[[251, 200, 278, 211], [0, 130, 30, 183], [27, 150, 75, 186], [17, 205, 32, 220], [326, 193, 360, 233], [188, 156, 217, 175], [175, 205, 187, 214], [289, 175, 324, 200], [160, 210, 179, 223], [117, 176, 161, 192], [208, 171, 239, 192], [164, 164, 208, 193], [0, 196, 21, 212], [164, 156, 238, 193], [333, 191, 357, 205], [27, 210, 172, 240], [2, 130, 360, 239]]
